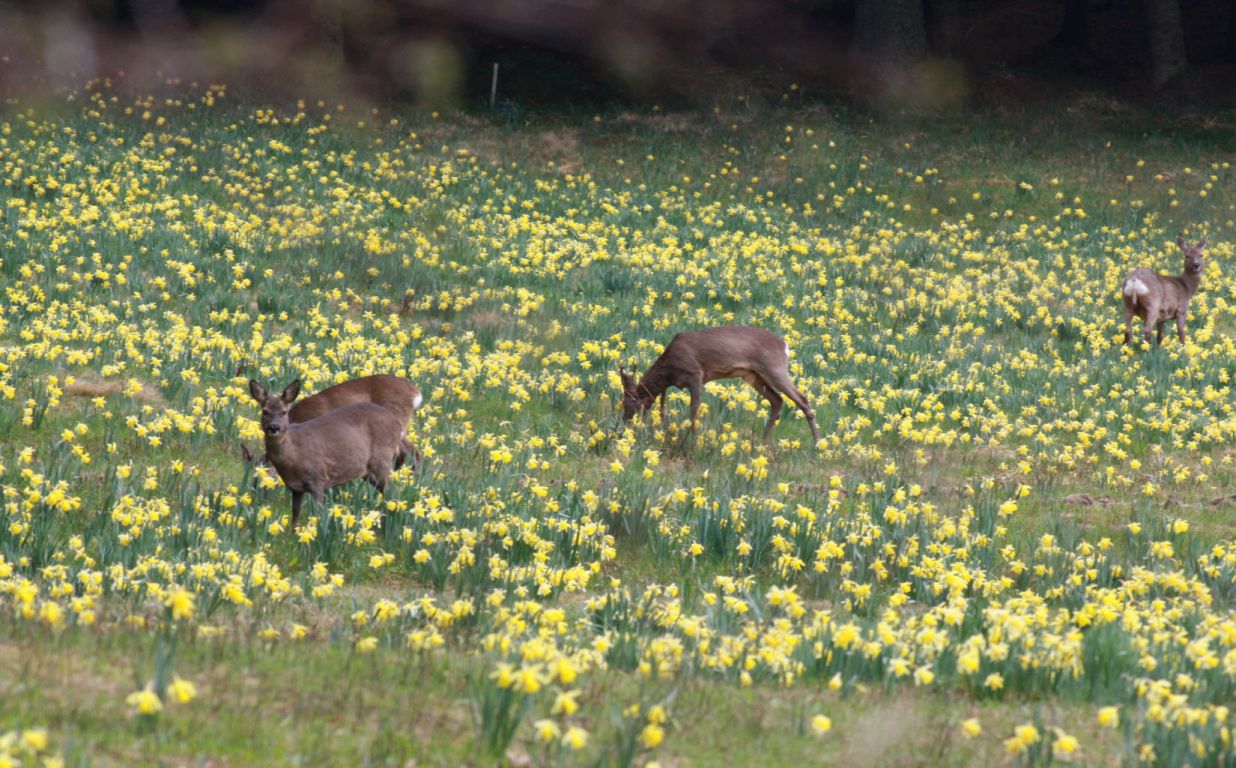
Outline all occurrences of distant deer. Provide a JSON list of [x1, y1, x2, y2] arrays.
[[244, 374, 423, 472], [1122, 235, 1207, 346], [619, 326, 821, 446], [248, 379, 409, 527]]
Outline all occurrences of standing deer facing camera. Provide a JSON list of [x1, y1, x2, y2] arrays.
[[249, 379, 408, 527], [244, 374, 423, 472], [1122, 235, 1207, 346], [619, 326, 821, 446]]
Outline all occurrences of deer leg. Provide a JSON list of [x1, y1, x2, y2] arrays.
[[253, 454, 277, 479], [659, 392, 668, 428], [1123, 306, 1135, 345], [755, 379, 784, 443], [767, 371, 821, 445], [290, 490, 304, 528], [308, 487, 327, 520], [394, 437, 420, 472], [369, 464, 391, 494], [373, 470, 392, 532], [1142, 315, 1156, 344], [393, 439, 407, 470], [687, 378, 703, 440], [249, 453, 273, 490], [1156, 321, 1165, 345], [1176, 315, 1187, 344]]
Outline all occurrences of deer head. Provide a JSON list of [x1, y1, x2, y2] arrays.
[[618, 366, 654, 423], [249, 379, 302, 437], [1177, 235, 1206, 276]]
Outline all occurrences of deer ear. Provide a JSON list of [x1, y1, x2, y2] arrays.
[[248, 379, 267, 404], [1197, 236, 1207, 249], [282, 379, 302, 403], [1178, 234, 1188, 249]]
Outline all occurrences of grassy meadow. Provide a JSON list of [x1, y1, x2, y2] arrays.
[[1, 81, 1236, 766]]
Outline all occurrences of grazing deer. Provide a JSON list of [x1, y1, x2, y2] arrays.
[[1122, 235, 1207, 346], [248, 379, 408, 526], [245, 375, 423, 472], [619, 326, 821, 446]]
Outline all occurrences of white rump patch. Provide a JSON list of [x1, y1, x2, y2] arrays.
[[1123, 277, 1149, 298], [785, 342, 791, 359], [413, 391, 424, 410]]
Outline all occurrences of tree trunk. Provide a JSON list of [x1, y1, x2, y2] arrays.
[[1144, 0, 1187, 88], [314, 0, 348, 72], [1228, 0, 1236, 63], [853, 0, 927, 64], [1052, 0, 1088, 51], [927, 0, 963, 56]]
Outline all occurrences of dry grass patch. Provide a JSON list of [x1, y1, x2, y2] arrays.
[[612, 112, 698, 134], [63, 374, 166, 407], [838, 697, 934, 767], [539, 128, 582, 174], [63, 376, 123, 399]]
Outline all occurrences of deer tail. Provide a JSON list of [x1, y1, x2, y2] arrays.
[[1123, 276, 1149, 306]]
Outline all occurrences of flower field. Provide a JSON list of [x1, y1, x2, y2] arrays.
[[2, 82, 1236, 766]]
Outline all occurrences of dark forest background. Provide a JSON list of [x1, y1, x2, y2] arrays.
[[0, 0, 1234, 109]]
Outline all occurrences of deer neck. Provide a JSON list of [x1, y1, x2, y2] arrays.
[[638, 363, 674, 400], [263, 429, 298, 466], [1180, 269, 1201, 296]]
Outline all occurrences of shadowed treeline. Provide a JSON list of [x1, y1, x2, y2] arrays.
[[0, 0, 1234, 108]]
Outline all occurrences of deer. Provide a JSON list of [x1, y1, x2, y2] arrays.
[[1122, 235, 1207, 347], [243, 374, 423, 472], [619, 326, 821, 447], [248, 379, 409, 527]]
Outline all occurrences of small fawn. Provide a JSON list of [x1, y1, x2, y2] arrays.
[[249, 379, 408, 527], [620, 325, 821, 446], [1122, 235, 1207, 346]]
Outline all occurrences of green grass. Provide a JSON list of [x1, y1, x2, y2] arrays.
[[1, 626, 1127, 767], [1, 83, 1235, 766]]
